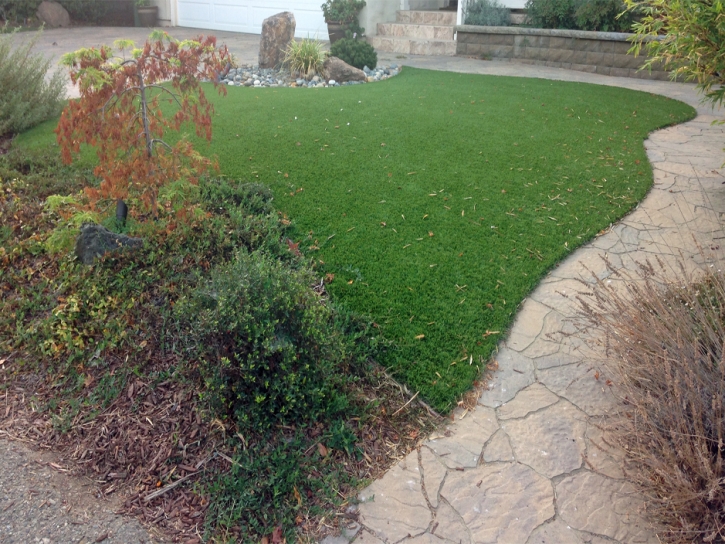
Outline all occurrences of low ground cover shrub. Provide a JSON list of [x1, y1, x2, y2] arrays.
[[329, 37, 377, 69], [577, 259, 725, 542], [463, 0, 510, 26], [176, 249, 350, 430], [0, 26, 65, 137], [1, 139, 428, 541]]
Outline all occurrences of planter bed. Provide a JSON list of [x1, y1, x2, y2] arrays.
[[455, 25, 668, 80]]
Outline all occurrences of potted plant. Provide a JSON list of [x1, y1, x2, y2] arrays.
[[321, 0, 365, 44], [135, 0, 158, 27]]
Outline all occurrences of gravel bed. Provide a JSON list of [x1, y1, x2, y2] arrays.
[[220, 63, 400, 88], [0, 438, 164, 544]]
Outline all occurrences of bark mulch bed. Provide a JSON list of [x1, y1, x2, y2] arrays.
[[0, 350, 444, 542]]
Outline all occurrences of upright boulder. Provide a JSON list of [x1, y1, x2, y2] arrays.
[[323, 56, 366, 83], [75, 223, 143, 265], [36, 1, 71, 28], [258, 12, 296, 69]]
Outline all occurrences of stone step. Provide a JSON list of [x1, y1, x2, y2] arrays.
[[370, 35, 457, 56], [396, 10, 457, 25], [377, 22, 455, 40]]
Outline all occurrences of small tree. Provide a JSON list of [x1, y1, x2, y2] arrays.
[[625, 0, 725, 106], [56, 31, 231, 219]]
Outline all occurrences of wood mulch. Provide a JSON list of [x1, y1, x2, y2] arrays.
[[0, 349, 443, 542]]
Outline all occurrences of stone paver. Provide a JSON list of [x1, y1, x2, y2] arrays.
[[353, 53, 724, 543], [18, 25, 725, 544]]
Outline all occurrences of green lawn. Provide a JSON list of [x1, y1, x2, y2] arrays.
[[18, 67, 695, 412]]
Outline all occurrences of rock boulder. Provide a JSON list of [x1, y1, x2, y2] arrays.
[[323, 56, 366, 83], [75, 223, 143, 265], [258, 12, 296, 69], [36, 1, 71, 28]]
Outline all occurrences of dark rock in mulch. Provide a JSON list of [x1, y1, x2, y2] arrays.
[[75, 223, 142, 265]]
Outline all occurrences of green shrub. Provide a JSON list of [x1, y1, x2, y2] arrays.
[[526, 0, 633, 31], [57, 0, 109, 23], [625, 0, 725, 106], [575, 0, 633, 31], [176, 249, 348, 431], [283, 36, 327, 76], [0, 0, 41, 22], [329, 37, 377, 70], [463, 0, 510, 26], [321, 0, 365, 24], [0, 26, 65, 137], [525, 0, 580, 28]]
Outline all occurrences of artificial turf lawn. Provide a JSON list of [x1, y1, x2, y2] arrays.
[[17, 67, 695, 412]]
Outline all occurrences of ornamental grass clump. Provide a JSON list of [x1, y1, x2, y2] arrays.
[[283, 36, 327, 77], [577, 256, 725, 543]]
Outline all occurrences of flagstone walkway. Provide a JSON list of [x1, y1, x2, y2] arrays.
[[337, 58, 725, 544]]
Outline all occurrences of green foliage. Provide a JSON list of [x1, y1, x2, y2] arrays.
[[463, 0, 511, 26], [576, 0, 634, 31], [204, 432, 358, 542], [625, 0, 725, 106], [0, 26, 65, 137], [526, 0, 632, 30], [57, 0, 109, 24], [0, 0, 41, 22], [329, 37, 377, 69], [283, 36, 328, 77], [321, 0, 365, 24], [525, 0, 579, 28], [176, 249, 350, 431]]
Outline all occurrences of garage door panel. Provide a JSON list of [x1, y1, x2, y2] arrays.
[[213, 2, 249, 26], [179, 0, 329, 40], [178, 0, 213, 25]]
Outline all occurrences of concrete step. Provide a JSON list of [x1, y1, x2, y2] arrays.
[[370, 35, 457, 56], [377, 22, 455, 40], [396, 10, 457, 25]]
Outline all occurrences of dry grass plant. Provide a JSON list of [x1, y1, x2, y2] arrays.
[[576, 250, 725, 543]]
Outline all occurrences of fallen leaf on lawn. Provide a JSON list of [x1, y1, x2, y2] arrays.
[[317, 443, 328, 457], [415, 334, 425, 340], [293, 485, 303, 506], [347, 280, 353, 284], [271, 526, 285, 543]]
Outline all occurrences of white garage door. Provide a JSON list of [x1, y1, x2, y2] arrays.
[[177, 0, 329, 40]]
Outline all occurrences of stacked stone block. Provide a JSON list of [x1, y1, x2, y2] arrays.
[[456, 26, 668, 80]]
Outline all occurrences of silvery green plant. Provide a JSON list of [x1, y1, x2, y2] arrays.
[[463, 0, 511, 26]]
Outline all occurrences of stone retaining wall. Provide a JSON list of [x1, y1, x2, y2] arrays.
[[455, 26, 668, 80]]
